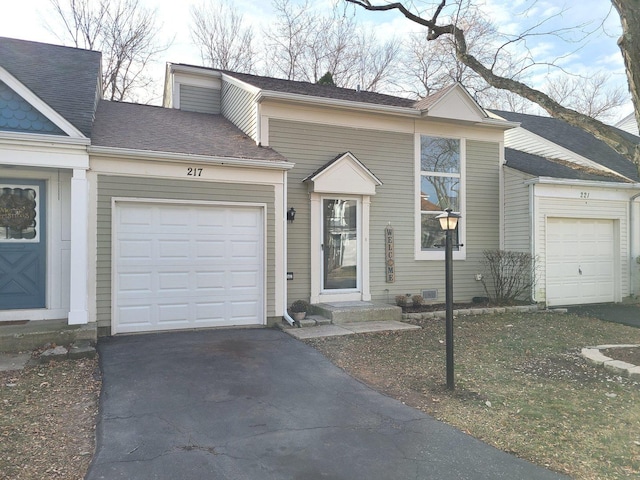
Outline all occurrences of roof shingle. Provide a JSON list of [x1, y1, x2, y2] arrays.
[[91, 100, 289, 163], [492, 109, 640, 182], [0, 37, 101, 137]]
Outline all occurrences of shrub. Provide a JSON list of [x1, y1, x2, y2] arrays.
[[290, 300, 310, 313], [412, 294, 425, 306], [481, 250, 537, 305]]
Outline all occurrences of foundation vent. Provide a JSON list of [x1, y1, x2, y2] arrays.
[[421, 289, 438, 301]]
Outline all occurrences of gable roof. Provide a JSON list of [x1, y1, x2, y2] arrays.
[[0, 37, 101, 137], [504, 148, 631, 183], [91, 100, 290, 164], [492, 109, 640, 182], [216, 69, 417, 109], [170, 64, 504, 126]]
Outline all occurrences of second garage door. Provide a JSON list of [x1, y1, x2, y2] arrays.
[[113, 201, 264, 334], [545, 217, 615, 306]]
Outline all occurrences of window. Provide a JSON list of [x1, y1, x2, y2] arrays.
[[418, 135, 462, 252], [0, 186, 39, 241]]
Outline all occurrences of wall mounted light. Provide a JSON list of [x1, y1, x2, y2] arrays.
[[287, 207, 296, 223]]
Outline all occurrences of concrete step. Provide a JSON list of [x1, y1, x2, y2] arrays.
[[0, 319, 97, 353], [313, 302, 402, 324]]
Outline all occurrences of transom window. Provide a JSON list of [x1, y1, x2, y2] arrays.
[[419, 135, 461, 251]]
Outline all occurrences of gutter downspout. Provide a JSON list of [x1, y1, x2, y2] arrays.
[[629, 191, 640, 299], [282, 169, 296, 327], [530, 182, 538, 303]]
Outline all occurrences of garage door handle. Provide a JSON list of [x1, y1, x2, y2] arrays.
[[578, 266, 582, 275]]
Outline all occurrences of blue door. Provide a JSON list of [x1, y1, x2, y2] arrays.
[[0, 180, 46, 309]]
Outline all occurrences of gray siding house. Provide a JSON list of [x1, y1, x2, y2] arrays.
[[160, 64, 515, 333]]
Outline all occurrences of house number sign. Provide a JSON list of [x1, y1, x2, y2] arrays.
[[385, 225, 395, 283]]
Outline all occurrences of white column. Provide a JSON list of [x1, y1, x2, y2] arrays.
[[67, 168, 88, 325]]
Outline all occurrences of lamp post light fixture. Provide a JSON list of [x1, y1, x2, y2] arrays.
[[436, 208, 461, 390]]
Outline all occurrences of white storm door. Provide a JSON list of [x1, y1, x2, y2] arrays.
[[113, 201, 264, 334], [546, 217, 615, 306], [321, 198, 360, 292]]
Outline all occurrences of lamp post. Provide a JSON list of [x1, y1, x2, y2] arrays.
[[436, 208, 460, 390]]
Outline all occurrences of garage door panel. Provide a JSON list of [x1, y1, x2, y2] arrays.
[[546, 218, 615, 306], [196, 240, 226, 258], [113, 202, 264, 334], [119, 240, 154, 260], [158, 272, 191, 293], [157, 303, 190, 323]]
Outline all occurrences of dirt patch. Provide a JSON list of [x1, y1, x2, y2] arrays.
[[0, 357, 101, 480]]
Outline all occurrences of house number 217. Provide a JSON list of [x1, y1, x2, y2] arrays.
[[187, 167, 203, 177]]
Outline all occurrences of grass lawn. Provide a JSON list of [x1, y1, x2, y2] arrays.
[[306, 311, 640, 479]]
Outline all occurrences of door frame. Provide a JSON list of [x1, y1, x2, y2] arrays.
[[310, 193, 372, 304]]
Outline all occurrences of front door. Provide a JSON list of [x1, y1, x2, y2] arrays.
[[0, 180, 46, 309], [322, 199, 359, 291]]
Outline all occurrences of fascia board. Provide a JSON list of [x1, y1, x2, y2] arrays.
[[0, 130, 89, 147], [88, 145, 295, 170], [168, 63, 222, 80], [0, 66, 85, 138], [524, 176, 640, 189], [220, 73, 265, 96], [255, 90, 420, 117]]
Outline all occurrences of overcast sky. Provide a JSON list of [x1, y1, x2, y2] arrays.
[[0, 0, 630, 118]]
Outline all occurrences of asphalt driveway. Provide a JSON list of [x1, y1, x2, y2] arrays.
[[87, 328, 567, 480], [567, 303, 640, 328]]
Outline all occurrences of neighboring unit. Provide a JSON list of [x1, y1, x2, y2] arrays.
[[491, 110, 640, 307], [0, 38, 100, 325]]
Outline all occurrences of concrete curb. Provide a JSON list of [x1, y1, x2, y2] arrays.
[[581, 345, 640, 379], [402, 304, 544, 322]]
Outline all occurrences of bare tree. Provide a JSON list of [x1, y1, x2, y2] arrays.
[[545, 73, 627, 122], [263, 0, 313, 80], [263, 0, 400, 91], [47, 0, 170, 102], [346, 0, 640, 169], [191, 0, 255, 72]]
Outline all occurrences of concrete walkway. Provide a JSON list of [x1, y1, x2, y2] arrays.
[[87, 328, 567, 480]]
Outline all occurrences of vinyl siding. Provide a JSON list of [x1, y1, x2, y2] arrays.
[[533, 191, 629, 303], [96, 175, 276, 331], [221, 81, 257, 140], [179, 84, 221, 114], [503, 166, 533, 252], [269, 119, 501, 304]]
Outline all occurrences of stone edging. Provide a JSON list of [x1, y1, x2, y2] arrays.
[[581, 345, 640, 380], [401, 304, 546, 321]]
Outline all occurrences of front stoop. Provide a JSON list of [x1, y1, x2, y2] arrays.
[[312, 302, 402, 324], [0, 319, 97, 353]]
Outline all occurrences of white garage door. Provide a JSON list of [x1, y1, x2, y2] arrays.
[[113, 201, 264, 334], [546, 218, 615, 306]]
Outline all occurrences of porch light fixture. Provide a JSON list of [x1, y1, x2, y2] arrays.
[[287, 207, 296, 223], [436, 208, 461, 390]]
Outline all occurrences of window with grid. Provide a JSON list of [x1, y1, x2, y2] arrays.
[[419, 135, 461, 251]]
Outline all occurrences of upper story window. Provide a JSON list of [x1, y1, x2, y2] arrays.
[[417, 135, 465, 258]]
